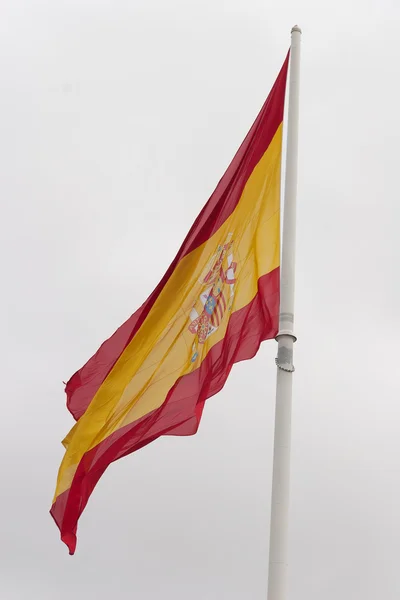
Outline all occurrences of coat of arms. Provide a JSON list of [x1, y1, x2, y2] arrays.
[[188, 233, 237, 363]]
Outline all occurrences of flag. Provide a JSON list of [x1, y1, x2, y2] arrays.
[[51, 53, 289, 554]]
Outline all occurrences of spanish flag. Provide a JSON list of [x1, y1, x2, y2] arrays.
[[51, 53, 289, 554]]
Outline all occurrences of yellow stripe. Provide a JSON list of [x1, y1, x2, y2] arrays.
[[54, 123, 283, 500]]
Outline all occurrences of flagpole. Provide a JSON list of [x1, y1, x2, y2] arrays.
[[267, 25, 301, 600]]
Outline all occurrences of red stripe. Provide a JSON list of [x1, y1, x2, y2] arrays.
[[65, 54, 289, 422], [51, 267, 279, 554]]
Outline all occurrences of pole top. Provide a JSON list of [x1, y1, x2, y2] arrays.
[[291, 24, 302, 34]]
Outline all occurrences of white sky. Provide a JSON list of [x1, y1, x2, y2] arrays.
[[1, 1, 400, 598]]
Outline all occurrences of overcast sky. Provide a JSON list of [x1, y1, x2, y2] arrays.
[[1, 1, 400, 599]]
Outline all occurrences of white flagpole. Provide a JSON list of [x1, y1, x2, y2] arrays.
[[267, 25, 301, 600]]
